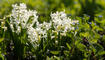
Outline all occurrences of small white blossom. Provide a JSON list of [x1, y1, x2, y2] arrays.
[[2, 26, 7, 31], [27, 26, 39, 43]]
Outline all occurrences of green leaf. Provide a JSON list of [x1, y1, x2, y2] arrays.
[[76, 43, 86, 52], [0, 54, 4, 60], [98, 51, 105, 56], [66, 43, 71, 50], [63, 50, 69, 56], [53, 56, 60, 60], [80, 32, 89, 37], [90, 39, 97, 44], [0, 38, 4, 42], [46, 56, 50, 60], [50, 51, 60, 55]]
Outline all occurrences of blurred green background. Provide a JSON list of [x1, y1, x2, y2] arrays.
[[0, 0, 105, 21]]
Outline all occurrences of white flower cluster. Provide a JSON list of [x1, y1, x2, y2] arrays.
[[27, 26, 39, 42], [10, 3, 39, 46], [51, 11, 78, 33], [10, 3, 78, 46], [10, 3, 38, 33], [35, 21, 52, 38]]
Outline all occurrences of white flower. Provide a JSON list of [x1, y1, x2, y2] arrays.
[[42, 22, 51, 30], [2, 26, 7, 31], [10, 24, 14, 32], [27, 26, 39, 43], [10, 3, 38, 34], [51, 11, 78, 33], [16, 26, 21, 34]]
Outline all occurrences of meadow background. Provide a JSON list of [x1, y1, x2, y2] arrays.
[[0, 0, 105, 60]]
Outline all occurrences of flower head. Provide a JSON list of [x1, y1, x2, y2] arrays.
[[10, 3, 38, 34], [51, 11, 78, 33]]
